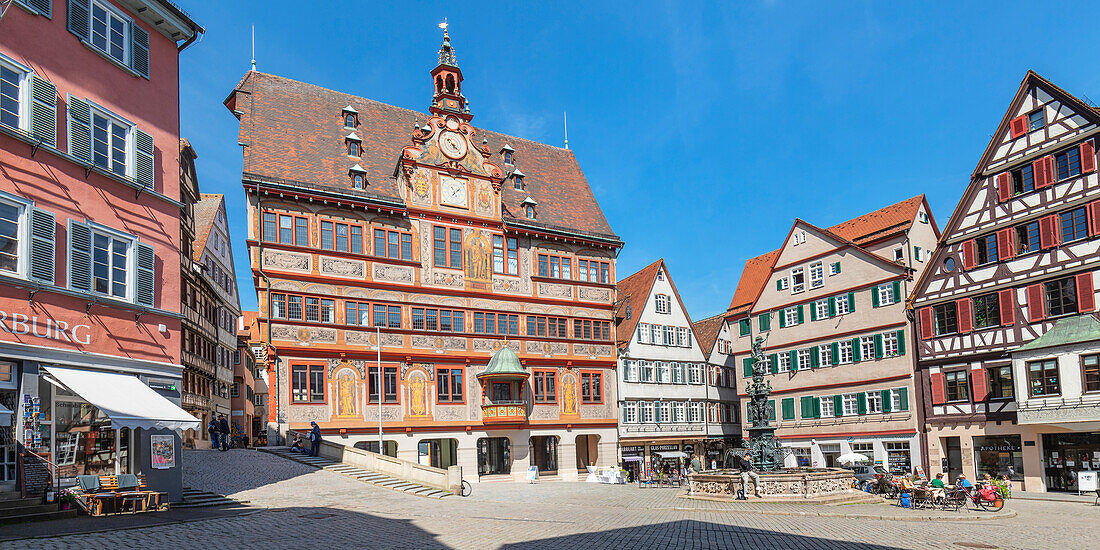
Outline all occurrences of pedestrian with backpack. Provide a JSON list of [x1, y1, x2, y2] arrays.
[[218, 415, 231, 451], [208, 417, 220, 450]]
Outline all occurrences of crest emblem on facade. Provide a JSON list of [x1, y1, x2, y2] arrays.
[[412, 169, 431, 199]]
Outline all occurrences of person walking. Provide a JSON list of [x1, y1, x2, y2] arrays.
[[218, 415, 231, 451], [207, 417, 220, 451], [737, 453, 761, 499], [308, 421, 322, 457]]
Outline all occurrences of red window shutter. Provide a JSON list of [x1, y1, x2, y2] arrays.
[[919, 307, 934, 340], [996, 228, 1015, 260], [1026, 283, 1045, 322], [996, 173, 1012, 202], [961, 240, 976, 270], [998, 289, 1015, 327], [1078, 272, 1096, 313], [1009, 115, 1027, 139], [1081, 139, 1096, 173], [971, 368, 989, 402], [930, 372, 946, 405], [957, 298, 973, 334], [1089, 200, 1100, 237], [1039, 215, 1058, 249]]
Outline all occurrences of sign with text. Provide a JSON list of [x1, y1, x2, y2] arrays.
[[0, 309, 92, 345]]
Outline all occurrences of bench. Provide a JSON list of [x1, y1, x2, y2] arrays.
[[74, 474, 168, 516]]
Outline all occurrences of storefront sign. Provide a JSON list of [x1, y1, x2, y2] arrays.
[[151, 435, 175, 470], [978, 444, 1020, 452], [148, 382, 177, 392], [622, 446, 644, 456], [650, 444, 680, 452], [682, 445, 694, 455], [1078, 471, 1098, 492], [0, 310, 92, 345]]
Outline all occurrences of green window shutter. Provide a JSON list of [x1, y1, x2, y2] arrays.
[[800, 396, 813, 419], [782, 397, 795, 420], [810, 302, 818, 321], [848, 291, 856, 312], [743, 357, 754, 378], [851, 338, 861, 362], [134, 129, 154, 188], [30, 76, 57, 148], [828, 296, 836, 317], [767, 400, 776, 421], [914, 246, 921, 260], [834, 262, 841, 273], [812, 397, 821, 418], [768, 354, 778, 374], [758, 314, 770, 332], [29, 208, 55, 284], [897, 329, 906, 356], [68, 221, 91, 291], [898, 387, 909, 411], [136, 242, 155, 307], [797, 305, 804, 324], [67, 95, 92, 162], [67, 0, 90, 40], [810, 346, 819, 368], [130, 23, 150, 78], [872, 285, 880, 308], [739, 319, 750, 336], [779, 312, 787, 329], [833, 395, 843, 417], [830, 342, 839, 366], [892, 281, 901, 302], [857, 392, 867, 415], [882, 389, 892, 413], [776, 279, 783, 291], [874, 334, 884, 359], [789, 350, 798, 371]]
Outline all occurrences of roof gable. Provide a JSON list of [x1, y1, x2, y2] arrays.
[[692, 314, 726, 356], [615, 259, 696, 346]]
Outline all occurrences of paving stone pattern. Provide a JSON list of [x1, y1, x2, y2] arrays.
[[5, 449, 1096, 549], [259, 447, 451, 498]]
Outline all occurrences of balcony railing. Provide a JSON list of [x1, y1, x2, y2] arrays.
[[481, 403, 526, 424], [182, 392, 209, 409]]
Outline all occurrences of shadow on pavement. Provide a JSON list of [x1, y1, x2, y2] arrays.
[[499, 519, 906, 550], [0, 502, 256, 542], [182, 448, 317, 496]]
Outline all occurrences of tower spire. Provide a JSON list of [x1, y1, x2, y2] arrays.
[[429, 20, 470, 121]]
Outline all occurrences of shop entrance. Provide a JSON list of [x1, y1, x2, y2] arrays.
[[477, 437, 511, 476], [819, 444, 841, 467], [974, 435, 1024, 483], [575, 434, 599, 472], [0, 390, 15, 490], [944, 437, 963, 482], [1042, 433, 1100, 491], [885, 441, 912, 475], [529, 436, 558, 475], [621, 446, 644, 481], [417, 438, 458, 469]]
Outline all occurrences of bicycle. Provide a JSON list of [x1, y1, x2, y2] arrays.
[[459, 480, 472, 497], [944, 484, 1004, 512]]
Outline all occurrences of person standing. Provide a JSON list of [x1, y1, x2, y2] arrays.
[[309, 421, 322, 457], [218, 415, 231, 451], [689, 453, 702, 474], [737, 453, 761, 499], [208, 417, 220, 451]]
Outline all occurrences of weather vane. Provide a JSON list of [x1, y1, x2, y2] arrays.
[[439, 18, 448, 34]]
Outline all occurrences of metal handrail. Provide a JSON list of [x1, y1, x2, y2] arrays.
[[24, 449, 61, 510]]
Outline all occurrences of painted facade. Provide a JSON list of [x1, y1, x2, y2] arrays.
[[911, 72, 1100, 492], [0, 0, 201, 499], [727, 196, 939, 473], [228, 30, 622, 482]]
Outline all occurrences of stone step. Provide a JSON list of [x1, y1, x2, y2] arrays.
[[0, 508, 78, 526], [257, 447, 452, 499], [0, 503, 59, 517], [0, 497, 42, 510]]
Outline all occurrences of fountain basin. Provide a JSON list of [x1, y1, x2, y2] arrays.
[[688, 468, 857, 499]]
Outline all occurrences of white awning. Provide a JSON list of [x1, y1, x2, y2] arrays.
[[43, 366, 199, 431], [0, 402, 11, 427], [656, 451, 689, 460]]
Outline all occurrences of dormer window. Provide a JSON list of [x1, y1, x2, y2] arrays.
[[511, 169, 525, 191], [501, 144, 515, 165], [525, 205, 535, 219], [349, 164, 367, 188], [342, 105, 358, 128], [345, 132, 362, 157], [348, 142, 360, 157], [505, 151, 513, 164], [345, 114, 356, 128], [353, 174, 364, 188]]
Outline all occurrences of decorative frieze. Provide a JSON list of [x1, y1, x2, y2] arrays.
[[320, 257, 366, 279], [537, 282, 573, 299], [472, 338, 521, 354], [345, 330, 404, 348], [525, 340, 569, 356], [578, 286, 612, 303], [432, 271, 464, 288], [573, 343, 614, 358], [262, 249, 310, 272], [411, 335, 468, 352], [373, 263, 414, 284]]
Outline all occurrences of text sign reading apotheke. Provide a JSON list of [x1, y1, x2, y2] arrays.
[[0, 310, 92, 345]]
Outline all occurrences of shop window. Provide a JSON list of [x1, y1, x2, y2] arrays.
[[987, 365, 1014, 399], [581, 372, 602, 404], [368, 366, 399, 403], [975, 435, 1024, 482], [291, 364, 325, 403], [944, 370, 969, 402], [1027, 359, 1060, 397], [436, 368, 464, 404], [1084, 354, 1100, 393], [533, 370, 557, 403]]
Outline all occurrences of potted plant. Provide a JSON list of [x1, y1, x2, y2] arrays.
[[58, 489, 78, 510]]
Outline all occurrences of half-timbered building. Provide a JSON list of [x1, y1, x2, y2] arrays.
[[911, 71, 1100, 492], [692, 313, 742, 467], [226, 30, 622, 482], [728, 196, 939, 472]]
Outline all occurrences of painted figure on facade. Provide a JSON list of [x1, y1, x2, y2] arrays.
[[465, 230, 492, 289], [562, 373, 578, 415], [409, 371, 429, 417], [336, 369, 357, 418]]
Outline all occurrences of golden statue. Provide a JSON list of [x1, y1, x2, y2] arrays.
[[410, 373, 427, 417]]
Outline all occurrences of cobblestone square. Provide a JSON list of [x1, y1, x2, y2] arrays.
[[4, 450, 1096, 549]]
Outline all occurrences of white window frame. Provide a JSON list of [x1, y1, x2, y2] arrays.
[[688, 402, 701, 423], [655, 293, 670, 314], [88, 102, 134, 179], [623, 402, 637, 423], [818, 345, 832, 367], [85, 222, 136, 302], [640, 360, 654, 383], [835, 293, 850, 315], [0, 191, 32, 279], [890, 388, 904, 411], [838, 340, 854, 364], [658, 361, 671, 384], [893, 248, 904, 262], [784, 307, 799, 327], [672, 402, 685, 423], [637, 323, 649, 344], [89, 0, 133, 66], [0, 54, 30, 132], [777, 352, 790, 373], [689, 363, 702, 385], [861, 336, 876, 361], [841, 393, 859, 416], [866, 391, 883, 414], [624, 360, 637, 382], [650, 324, 660, 344], [797, 349, 811, 371], [828, 262, 841, 276], [878, 284, 896, 306], [658, 402, 670, 423], [670, 362, 682, 384], [790, 267, 805, 294], [819, 396, 834, 417], [809, 261, 824, 289], [640, 401, 654, 423], [777, 277, 789, 290], [664, 326, 674, 346], [815, 299, 829, 320], [883, 332, 899, 357]]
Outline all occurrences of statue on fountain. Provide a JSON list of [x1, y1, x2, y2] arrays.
[[746, 335, 784, 471]]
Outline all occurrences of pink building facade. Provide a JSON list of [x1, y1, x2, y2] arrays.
[[0, 0, 201, 500]]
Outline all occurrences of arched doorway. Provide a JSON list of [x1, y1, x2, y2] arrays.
[[575, 434, 600, 473], [529, 436, 558, 475], [477, 437, 512, 476]]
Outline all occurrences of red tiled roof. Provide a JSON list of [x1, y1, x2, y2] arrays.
[[227, 72, 617, 240], [726, 195, 926, 314], [615, 259, 663, 346], [692, 313, 726, 356], [192, 193, 223, 262]]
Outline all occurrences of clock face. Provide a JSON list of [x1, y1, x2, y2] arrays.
[[439, 131, 468, 160], [439, 176, 469, 208]]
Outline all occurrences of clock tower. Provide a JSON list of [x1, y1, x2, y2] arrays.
[[430, 25, 469, 122]]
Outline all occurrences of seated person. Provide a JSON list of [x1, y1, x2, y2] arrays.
[[290, 434, 305, 453], [929, 473, 946, 498], [955, 474, 972, 489]]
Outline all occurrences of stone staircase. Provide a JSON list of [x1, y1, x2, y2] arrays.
[[261, 447, 452, 499], [176, 488, 249, 509], [0, 492, 77, 525]]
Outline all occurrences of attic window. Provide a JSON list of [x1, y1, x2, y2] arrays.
[[348, 141, 360, 157], [342, 106, 358, 128], [345, 114, 356, 128], [514, 178, 522, 190], [525, 205, 536, 219], [352, 174, 364, 188], [504, 151, 513, 164], [918, 211, 929, 224], [1028, 110, 1044, 131]]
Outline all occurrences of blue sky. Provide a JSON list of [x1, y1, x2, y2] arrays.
[[179, 0, 1100, 320]]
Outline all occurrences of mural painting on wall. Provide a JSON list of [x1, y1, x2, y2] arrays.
[[334, 368, 359, 419], [411, 168, 431, 203], [464, 229, 492, 292], [561, 371, 579, 416], [407, 367, 432, 419], [474, 181, 494, 217]]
